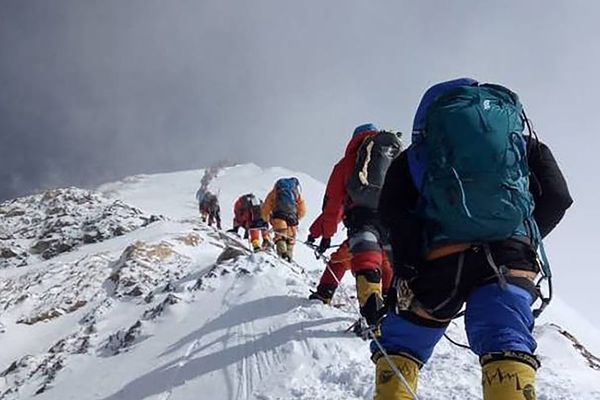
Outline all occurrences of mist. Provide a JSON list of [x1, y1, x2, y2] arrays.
[[1, 1, 599, 324]]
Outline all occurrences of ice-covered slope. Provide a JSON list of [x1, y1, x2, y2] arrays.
[[1, 164, 599, 400]]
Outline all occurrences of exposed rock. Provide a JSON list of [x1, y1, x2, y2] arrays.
[[0, 243, 28, 268], [107, 240, 192, 299], [191, 277, 204, 291], [142, 294, 181, 320], [0, 247, 18, 259], [0, 187, 163, 268], [217, 246, 245, 263], [175, 232, 202, 246], [17, 300, 87, 325], [0, 353, 65, 399], [163, 281, 176, 292], [1, 255, 111, 325], [48, 333, 91, 355], [29, 240, 50, 255], [5, 209, 25, 218], [0, 360, 19, 377], [101, 320, 145, 356]]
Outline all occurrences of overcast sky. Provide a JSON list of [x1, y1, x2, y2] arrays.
[[1, 1, 599, 324]]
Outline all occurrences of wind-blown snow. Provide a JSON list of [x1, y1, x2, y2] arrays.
[[1, 164, 599, 400]]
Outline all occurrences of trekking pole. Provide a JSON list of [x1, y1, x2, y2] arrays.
[[310, 248, 420, 400]]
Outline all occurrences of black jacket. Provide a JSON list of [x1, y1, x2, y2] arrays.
[[379, 140, 573, 273]]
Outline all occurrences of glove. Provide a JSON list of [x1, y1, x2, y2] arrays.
[[396, 263, 418, 281], [306, 234, 316, 246], [316, 237, 331, 255]]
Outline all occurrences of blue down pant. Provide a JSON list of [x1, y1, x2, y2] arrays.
[[373, 241, 539, 363], [373, 283, 536, 363]]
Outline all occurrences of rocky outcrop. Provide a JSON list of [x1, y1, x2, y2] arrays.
[[0, 187, 162, 268], [107, 240, 192, 299]]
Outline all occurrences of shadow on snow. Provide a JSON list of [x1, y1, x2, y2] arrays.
[[101, 295, 352, 400]]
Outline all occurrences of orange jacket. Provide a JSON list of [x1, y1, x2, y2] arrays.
[[261, 187, 306, 223]]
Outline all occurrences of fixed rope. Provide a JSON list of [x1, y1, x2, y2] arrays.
[[305, 243, 420, 400], [227, 227, 420, 399]]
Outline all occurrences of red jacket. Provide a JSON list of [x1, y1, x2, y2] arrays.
[[233, 197, 262, 228], [232, 198, 248, 228], [309, 130, 377, 239]]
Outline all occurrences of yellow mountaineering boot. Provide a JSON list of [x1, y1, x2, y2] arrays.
[[374, 353, 420, 400], [356, 270, 384, 328], [356, 273, 382, 307], [481, 352, 539, 400], [275, 239, 287, 258]]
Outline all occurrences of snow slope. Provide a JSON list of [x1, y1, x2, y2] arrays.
[[1, 164, 599, 400]]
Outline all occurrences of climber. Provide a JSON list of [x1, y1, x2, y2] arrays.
[[228, 193, 272, 252], [373, 78, 573, 400], [261, 177, 306, 262], [307, 123, 401, 313], [199, 191, 222, 229]]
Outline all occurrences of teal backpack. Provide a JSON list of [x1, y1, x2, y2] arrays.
[[408, 82, 537, 247]]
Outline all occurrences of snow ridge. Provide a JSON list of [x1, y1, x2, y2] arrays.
[[0, 164, 599, 400]]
